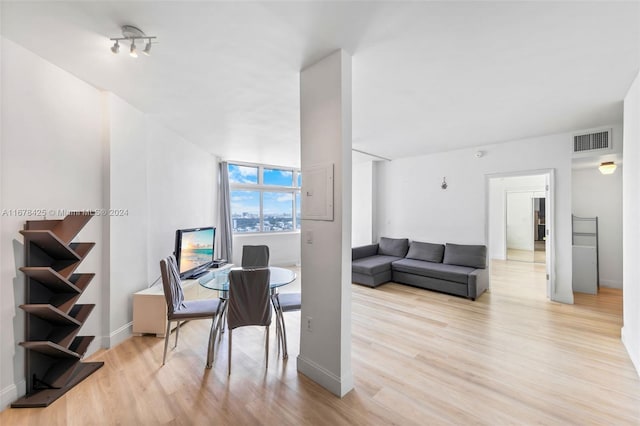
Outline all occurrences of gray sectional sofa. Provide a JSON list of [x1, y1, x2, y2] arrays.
[[352, 237, 488, 300]]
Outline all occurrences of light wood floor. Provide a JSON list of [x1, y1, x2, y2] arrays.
[[507, 248, 546, 263], [2, 262, 639, 425]]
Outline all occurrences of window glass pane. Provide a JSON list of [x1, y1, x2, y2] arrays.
[[263, 192, 293, 232], [231, 190, 260, 233], [228, 164, 258, 184], [295, 192, 301, 230], [297, 173, 302, 187], [264, 168, 293, 186]]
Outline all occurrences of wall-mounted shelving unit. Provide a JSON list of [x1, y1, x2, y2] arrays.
[[12, 212, 103, 408]]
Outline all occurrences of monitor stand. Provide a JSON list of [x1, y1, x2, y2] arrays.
[[211, 259, 227, 268]]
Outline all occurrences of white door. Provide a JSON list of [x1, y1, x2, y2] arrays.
[[506, 192, 535, 252]]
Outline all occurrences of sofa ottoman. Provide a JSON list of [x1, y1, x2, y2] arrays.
[[352, 237, 409, 287]]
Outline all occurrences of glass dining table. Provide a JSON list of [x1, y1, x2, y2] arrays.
[[197, 266, 297, 360]]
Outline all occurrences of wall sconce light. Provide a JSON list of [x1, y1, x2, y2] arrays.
[[441, 177, 448, 190], [110, 25, 156, 57], [598, 161, 617, 175]]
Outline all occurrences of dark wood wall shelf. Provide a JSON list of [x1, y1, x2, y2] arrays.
[[12, 212, 103, 408]]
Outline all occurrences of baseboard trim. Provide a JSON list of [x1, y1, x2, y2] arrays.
[[104, 321, 133, 349], [621, 326, 640, 378], [296, 355, 353, 397], [599, 279, 623, 289], [1, 380, 25, 410]]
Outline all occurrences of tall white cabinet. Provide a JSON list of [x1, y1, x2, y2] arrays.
[[572, 215, 599, 294]]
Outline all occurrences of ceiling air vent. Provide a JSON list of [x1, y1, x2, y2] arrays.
[[573, 129, 611, 154]]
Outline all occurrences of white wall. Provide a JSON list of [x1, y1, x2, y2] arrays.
[[489, 175, 546, 259], [0, 38, 104, 407], [105, 95, 218, 347], [375, 132, 575, 303], [572, 167, 623, 288], [232, 233, 300, 266], [146, 119, 217, 282], [352, 160, 373, 247], [105, 94, 149, 346], [0, 37, 218, 408], [622, 71, 640, 376]]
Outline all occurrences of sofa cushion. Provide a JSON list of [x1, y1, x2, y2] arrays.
[[378, 237, 409, 257], [406, 241, 445, 263], [352, 255, 402, 276], [392, 258, 475, 284], [443, 243, 487, 269]]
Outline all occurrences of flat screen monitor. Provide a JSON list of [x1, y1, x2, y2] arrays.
[[174, 227, 216, 279]]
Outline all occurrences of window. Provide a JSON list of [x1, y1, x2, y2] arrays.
[[228, 162, 301, 233], [230, 190, 260, 233]]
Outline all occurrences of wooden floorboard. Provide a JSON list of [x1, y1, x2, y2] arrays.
[[2, 261, 639, 425]]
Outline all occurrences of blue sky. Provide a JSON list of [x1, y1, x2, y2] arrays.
[[228, 164, 295, 186], [264, 168, 293, 186], [229, 165, 299, 216], [228, 164, 258, 184]]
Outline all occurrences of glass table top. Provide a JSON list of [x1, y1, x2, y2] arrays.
[[197, 266, 297, 292]]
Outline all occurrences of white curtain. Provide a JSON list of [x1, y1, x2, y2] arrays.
[[219, 161, 233, 262]]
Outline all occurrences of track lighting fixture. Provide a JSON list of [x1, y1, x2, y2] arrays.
[[109, 25, 156, 58], [143, 40, 152, 56]]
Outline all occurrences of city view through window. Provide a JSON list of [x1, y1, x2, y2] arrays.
[[229, 163, 301, 233]]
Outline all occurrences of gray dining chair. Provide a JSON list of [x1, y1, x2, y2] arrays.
[[160, 255, 223, 368], [272, 292, 301, 359], [241, 245, 270, 268], [227, 268, 272, 375]]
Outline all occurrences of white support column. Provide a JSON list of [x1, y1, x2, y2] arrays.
[[297, 50, 353, 397]]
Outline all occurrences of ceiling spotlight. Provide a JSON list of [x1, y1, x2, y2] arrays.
[[130, 40, 138, 58], [143, 40, 152, 56], [109, 25, 156, 58], [598, 161, 617, 175]]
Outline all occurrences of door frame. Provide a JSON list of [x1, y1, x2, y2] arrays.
[[486, 169, 556, 299]]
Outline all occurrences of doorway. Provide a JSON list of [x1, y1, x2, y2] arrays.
[[533, 197, 546, 263], [487, 170, 555, 300]]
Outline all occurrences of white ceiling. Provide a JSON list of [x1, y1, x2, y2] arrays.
[[2, 1, 639, 167]]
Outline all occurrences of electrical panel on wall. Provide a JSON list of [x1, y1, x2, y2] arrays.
[[301, 163, 334, 221]]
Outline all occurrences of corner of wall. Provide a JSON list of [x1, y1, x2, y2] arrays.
[[0, 380, 24, 411], [551, 290, 574, 305], [621, 326, 640, 377], [296, 355, 353, 397]]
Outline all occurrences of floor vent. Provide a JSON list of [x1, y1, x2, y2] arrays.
[[573, 129, 611, 154]]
